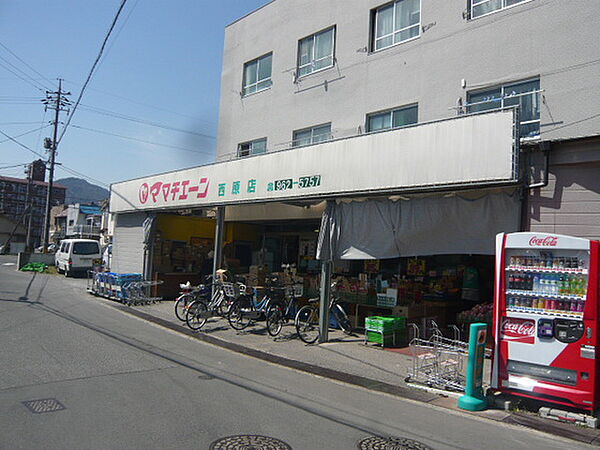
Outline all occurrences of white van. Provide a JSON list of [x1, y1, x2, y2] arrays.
[[55, 239, 101, 276]]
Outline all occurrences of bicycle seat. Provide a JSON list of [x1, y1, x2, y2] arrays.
[[308, 297, 319, 303]]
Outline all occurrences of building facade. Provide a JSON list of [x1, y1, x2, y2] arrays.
[[217, 0, 600, 238], [0, 167, 66, 247]]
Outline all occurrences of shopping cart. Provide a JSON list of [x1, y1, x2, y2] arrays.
[[405, 322, 468, 392]]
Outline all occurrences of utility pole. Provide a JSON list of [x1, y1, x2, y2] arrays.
[[25, 163, 34, 252], [41, 79, 70, 252]]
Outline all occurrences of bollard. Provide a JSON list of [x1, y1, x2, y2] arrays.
[[458, 323, 488, 411]]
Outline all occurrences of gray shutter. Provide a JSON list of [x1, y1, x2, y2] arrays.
[[112, 213, 147, 274]]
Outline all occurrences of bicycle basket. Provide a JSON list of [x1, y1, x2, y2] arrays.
[[222, 282, 240, 298]]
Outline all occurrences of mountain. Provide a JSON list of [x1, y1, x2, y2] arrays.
[[55, 177, 109, 205]]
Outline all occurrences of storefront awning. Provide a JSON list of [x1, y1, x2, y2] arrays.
[[316, 191, 520, 259], [110, 110, 518, 214]]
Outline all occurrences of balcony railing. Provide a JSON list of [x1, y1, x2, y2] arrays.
[[70, 224, 102, 236]]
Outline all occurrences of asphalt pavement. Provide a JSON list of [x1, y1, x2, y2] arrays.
[[0, 255, 595, 449]]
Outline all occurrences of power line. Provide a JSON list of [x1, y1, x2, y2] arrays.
[[57, 0, 128, 145], [0, 40, 56, 89], [0, 127, 46, 158], [77, 103, 216, 138], [0, 61, 46, 92], [0, 125, 50, 145], [0, 163, 28, 170], [71, 124, 215, 156], [63, 78, 212, 124], [57, 165, 110, 188]]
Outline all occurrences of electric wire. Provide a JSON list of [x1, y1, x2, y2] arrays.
[[0, 40, 56, 89], [63, 78, 212, 124], [57, 0, 128, 145], [77, 103, 216, 139], [0, 125, 51, 145], [56, 165, 110, 188], [0, 55, 49, 91], [70, 124, 215, 156], [0, 163, 28, 170], [0, 127, 46, 158]]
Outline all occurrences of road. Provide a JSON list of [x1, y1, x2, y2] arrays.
[[0, 255, 591, 449]]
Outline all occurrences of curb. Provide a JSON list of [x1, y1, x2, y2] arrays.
[[109, 301, 600, 446]]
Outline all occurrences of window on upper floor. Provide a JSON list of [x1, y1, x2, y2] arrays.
[[292, 123, 332, 147], [297, 27, 335, 78], [470, 0, 531, 19], [467, 78, 540, 138], [237, 138, 267, 158], [242, 53, 273, 97], [367, 104, 418, 132], [372, 0, 421, 52]]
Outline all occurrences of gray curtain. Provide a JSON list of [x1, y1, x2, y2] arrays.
[[317, 192, 520, 260]]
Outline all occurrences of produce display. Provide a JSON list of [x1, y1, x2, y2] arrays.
[[457, 302, 493, 325]]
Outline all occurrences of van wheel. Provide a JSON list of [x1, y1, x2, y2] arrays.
[[64, 268, 71, 277], [56, 265, 63, 274]]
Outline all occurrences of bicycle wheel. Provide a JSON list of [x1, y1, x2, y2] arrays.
[[266, 304, 284, 337], [185, 300, 208, 331], [175, 294, 194, 321], [333, 302, 353, 335], [217, 296, 234, 317], [295, 305, 319, 344], [227, 299, 251, 330]]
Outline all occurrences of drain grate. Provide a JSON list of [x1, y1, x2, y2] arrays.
[[357, 436, 432, 450], [22, 398, 66, 414], [209, 435, 292, 450]]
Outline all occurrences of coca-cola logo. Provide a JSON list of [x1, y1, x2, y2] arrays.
[[501, 317, 535, 344], [529, 236, 558, 247]]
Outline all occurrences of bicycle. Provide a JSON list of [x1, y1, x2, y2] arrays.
[[265, 284, 301, 337], [174, 281, 211, 322], [295, 282, 353, 344], [227, 279, 285, 331], [185, 281, 242, 331]]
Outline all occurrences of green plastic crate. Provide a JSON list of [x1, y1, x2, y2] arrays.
[[366, 330, 407, 347], [365, 316, 406, 333]]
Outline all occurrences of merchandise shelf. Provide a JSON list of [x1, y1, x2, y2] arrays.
[[506, 266, 588, 275], [506, 289, 586, 301], [507, 306, 583, 319]]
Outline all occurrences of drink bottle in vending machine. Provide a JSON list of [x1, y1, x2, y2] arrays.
[[491, 232, 599, 417]]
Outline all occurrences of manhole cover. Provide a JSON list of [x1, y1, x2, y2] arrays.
[[209, 435, 292, 450], [357, 436, 432, 450], [22, 398, 66, 414]]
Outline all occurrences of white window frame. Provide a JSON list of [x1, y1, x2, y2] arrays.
[[296, 27, 336, 79], [466, 78, 541, 139], [292, 123, 332, 147], [372, 0, 422, 52], [242, 53, 273, 97], [237, 138, 267, 158], [366, 104, 418, 132], [470, 0, 533, 20]]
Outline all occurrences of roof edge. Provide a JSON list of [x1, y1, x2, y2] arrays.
[[225, 0, 277, 28]]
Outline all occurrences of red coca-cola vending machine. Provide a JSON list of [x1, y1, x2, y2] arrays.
[[491, 232, 599, 416]]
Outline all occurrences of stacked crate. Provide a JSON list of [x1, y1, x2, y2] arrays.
[[365, 316, 407, 348]]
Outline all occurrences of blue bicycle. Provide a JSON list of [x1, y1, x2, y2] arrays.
[[227, 280, 285, 331]]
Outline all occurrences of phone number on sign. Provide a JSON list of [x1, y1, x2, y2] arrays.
[[272, 175, 321, 191]]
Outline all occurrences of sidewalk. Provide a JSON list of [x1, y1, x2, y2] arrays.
[[101, 297, 600, 445]]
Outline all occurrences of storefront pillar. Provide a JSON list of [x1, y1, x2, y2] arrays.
[[318, 259, 332, 343], [212, 206, 225, 290]]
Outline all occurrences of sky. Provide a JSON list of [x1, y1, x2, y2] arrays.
[[0, 0, 271, 188]]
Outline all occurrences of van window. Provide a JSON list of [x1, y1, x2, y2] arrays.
[[72, 242, 100, 255], [64, 242, 70, 253]]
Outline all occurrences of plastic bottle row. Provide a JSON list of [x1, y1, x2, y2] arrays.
[[509, 254, 585, 270], [507, 296, 584, 313], [507, 272, 587, 296]]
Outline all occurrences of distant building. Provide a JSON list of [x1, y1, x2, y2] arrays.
[[52, 203, 102, 241], [0, 214, 26, 253], [0, 161, 66, 247]]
